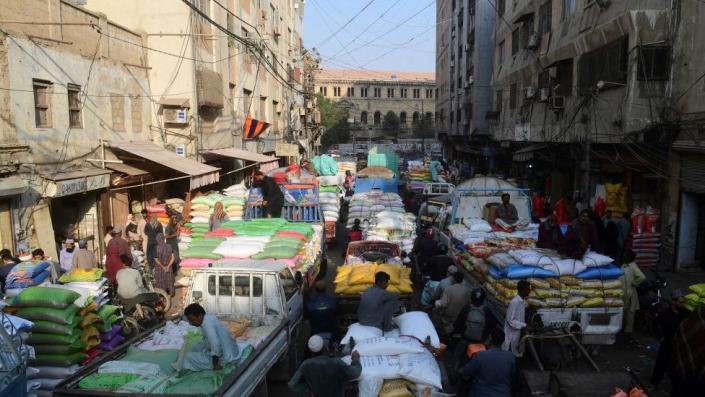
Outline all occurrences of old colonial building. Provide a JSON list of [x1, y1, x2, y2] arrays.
[[314, 69, 435, 139]]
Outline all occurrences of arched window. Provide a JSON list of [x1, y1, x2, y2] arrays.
[[360, 111, 368, 124], [400, 111, 407, 125], [374, 111, 381, 126], [425, 112, 433, 120], [412, 111, 420, 124]]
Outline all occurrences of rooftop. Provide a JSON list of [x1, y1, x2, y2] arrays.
[[315, 69, 435, 83]]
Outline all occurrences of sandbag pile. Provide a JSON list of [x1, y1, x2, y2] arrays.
[[4, 260, 52, 294], [318, 182, 340, 223], [367, 211, 417, 253], [334, 263, 413, 295], [685, 283, 705, 312], [461, 247, 625, 309]]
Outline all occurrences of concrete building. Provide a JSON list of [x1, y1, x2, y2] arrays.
[[0, 0, 153, 260], [435, 0, 496, 153], [83, 0, 307, 165], [314, 69, 435, 140], [488, 0, 705, 272]]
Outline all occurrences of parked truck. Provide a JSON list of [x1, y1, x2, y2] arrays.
[[55, 261, 306, 397]]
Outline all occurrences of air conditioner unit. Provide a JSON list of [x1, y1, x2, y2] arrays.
[[524, 86, 536, 99], [163, 107, 188, 124], [550, 96, 565, 109], [526, 33, 539, 50], [538, 88, 549, 102]]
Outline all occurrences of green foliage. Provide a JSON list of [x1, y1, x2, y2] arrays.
[[382, 111, 400, 137], [412, 113, 435, 139], [317, 93, 350, 149]]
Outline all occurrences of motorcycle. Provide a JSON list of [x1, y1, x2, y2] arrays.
[[636, 269, 668, 333]]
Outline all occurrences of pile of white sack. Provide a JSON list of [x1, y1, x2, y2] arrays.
[[164, 198, 184, 214], [367, 211, 417, 252], [318, 177, 340, 223], [347, 192, 406, 228], [223, 183, 249, 199], [339, 312, 442, 397]]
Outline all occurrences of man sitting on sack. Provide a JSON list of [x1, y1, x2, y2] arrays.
[[495, 193, 529, 230]]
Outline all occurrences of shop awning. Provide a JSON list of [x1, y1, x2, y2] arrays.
[[40, 168, 112, 198], [202, 147, 279, 163], [110, 141, 220, 190], [0, 176, 28, 197], [106, 163, 150, 176], [513, 144, 549, 162]]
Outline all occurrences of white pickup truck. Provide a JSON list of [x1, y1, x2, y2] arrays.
[[55, 261, 306, 397]]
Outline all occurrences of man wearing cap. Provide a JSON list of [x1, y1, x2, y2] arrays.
[[71, 239, 97, 271], [432, 265, 459, 303], [306, 280, 338, 343], [106, 227, 131, 283], [59, 238, 76, 274], [650, 289, 691, 388], [288, 335, 361, 397]]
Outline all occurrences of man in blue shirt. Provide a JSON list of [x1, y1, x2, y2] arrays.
[[461, 328, 516, 397], [306, 280, 338, 342]]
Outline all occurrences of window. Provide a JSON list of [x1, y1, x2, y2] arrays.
[[509, 83, 518, 110], [400, 111, 407, 125], [562, 0, 576, 20], [638, 46, 670, 81], [208, 275, 263, 297], [33, 79, 52, 128], [131, 96, 142, 133], [511, 29, 520, 55], [450, 111, 454, 124], [413, 88, 420, 98], [279, 269, 298, 300], [361, 87, 368, 97], [538, 70, 550, 91], [387, 88, 395, 98], [539, 1, 552, 35], [347, 87, 354, 97], [400, 88, 408, 98], [412, 112, 420, 124], [458, 77, 462, 89], [495, 89, 503, 114], [319, 86, 327, 96], [555, 59, 574, 96], [374, 111, 381, 126], [456, 107, 461, 122], [458, 44, 463, 59], [67, 84, 81, 128], [110, 94, 125, 131], [498, 41, 505, 65], [243, 88, 252, 115], [426, 89, 433, 98], [333, 87, 341, 96], [578, 36, 628, 93], [521, 14, 534, 49], [374, 87, 381, 97], [361, 111, 368, 124]]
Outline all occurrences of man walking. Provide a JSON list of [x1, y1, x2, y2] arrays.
[[461, 328, 517, 397], [503, 280, 530, 357], [434, 271, 471, 337]]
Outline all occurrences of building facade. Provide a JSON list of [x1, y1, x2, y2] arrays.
[[314, 69, 435, 139], [436, 0, 496, 144], [84, 0, 308, 160]]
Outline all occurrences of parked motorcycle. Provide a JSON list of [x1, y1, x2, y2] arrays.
[[636, 269, 668, 333]]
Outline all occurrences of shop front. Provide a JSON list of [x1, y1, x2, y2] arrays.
[[0, 175, 28, 252], [676, 153, 705, 271], [201, 147, 279, 187]]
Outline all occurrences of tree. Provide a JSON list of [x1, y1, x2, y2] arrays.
[[316, 93, 350, 149], [382, 111, 400, 138], [412, 113, 435, 139]]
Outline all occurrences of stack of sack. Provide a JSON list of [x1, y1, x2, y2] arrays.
[[312, 154, 338, 176], [627, 207, 661, 267], [467, 248, 625, 308], [10, 286, 107, 393], [685, 283, 705, 312], [189, 193, 225, 224], [146, 202, 170, 227], [334, 262, 413, 295], [223, 182, 249, 199], [251, 235, 305, 260], [339, 312, 442, 397], [179, 237, 225, 267], [367, 211, 417, 252], [58, 267, 105, 284], [164, 198, 184, 214], [407, 164, 431, 191], [318, 180, 340, 223], [3, 260, 53, 296], [98, 306, 125, 351], [347, 192, 407, 229]]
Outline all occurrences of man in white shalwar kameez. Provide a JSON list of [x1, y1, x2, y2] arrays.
[[182, 303, 241, 371], [502, 280, 530, 357]]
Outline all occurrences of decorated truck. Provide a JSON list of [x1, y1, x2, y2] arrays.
[[440, 177, 624, 345]]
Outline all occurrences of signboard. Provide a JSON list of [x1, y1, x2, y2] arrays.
[[275, 143, 299, 157], [46, 173, 110, 198]]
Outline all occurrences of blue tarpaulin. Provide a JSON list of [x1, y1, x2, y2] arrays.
[[354, 178, 399, 194]]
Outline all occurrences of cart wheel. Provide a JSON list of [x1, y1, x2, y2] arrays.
[[120, 316, 141, 339], [138, 306, 160, 330], [153, 287, 172, 313]]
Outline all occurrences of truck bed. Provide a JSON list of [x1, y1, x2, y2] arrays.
[[54, 319, 289, 397]]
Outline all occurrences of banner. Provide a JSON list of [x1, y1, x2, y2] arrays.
[[243, 115, 271, 140]]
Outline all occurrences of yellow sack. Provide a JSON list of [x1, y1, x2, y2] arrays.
[[80, 313, 102, 329], [334, 266, 352, 284], [400, 266, 412, 282], [566, 296, 587, 307], [580, 297, 605, 307], [345, 284, 372, 295], [605, 298, 624, 307], [377, 264, 402, 285], [568, 288, 595, 297], [79, 302, 98, 317], [531, 288, 568, 299], [500, 279, 519, 289], [334, 282, 349, 294], [602, 289, 624, 298], [397, 279, 413, 294], [528, 278, 551, 290], [349, 264, 378, 286], [560, 276, 581, 286], [379, 379, 414, 397]]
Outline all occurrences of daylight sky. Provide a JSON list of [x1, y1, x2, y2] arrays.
[[303, 0, 436, 72]]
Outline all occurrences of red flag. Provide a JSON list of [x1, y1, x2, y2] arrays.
[[243, 115, 271, 140]]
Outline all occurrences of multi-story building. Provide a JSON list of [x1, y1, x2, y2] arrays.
[[314, 69, 435, 139], [0, 0, 154, 259], [84, 0, 307, 162], [489, 0, 705, 271], [436, 0, 496, 155]]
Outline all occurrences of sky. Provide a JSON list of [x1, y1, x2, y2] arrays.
[[303, 0, 436, 72]]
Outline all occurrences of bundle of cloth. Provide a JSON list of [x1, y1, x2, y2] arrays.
[[318, 182, 340, 223], [334, 262, 412, 295], [347, 192, 406, 229], [464, 246, 624, 309], [367, 211, 417, 253], [11, 286, 109, 392], [4, 260, 52, 293]]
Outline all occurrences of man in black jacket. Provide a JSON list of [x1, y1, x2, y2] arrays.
[[253, 171, 284, 218]]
